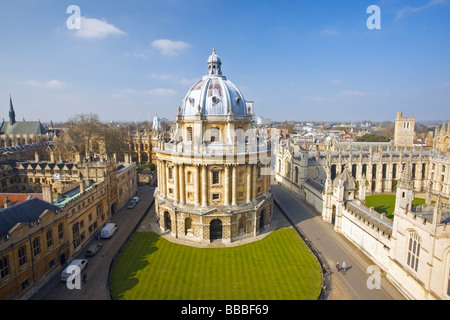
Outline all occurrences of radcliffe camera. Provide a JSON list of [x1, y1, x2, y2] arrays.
[[0, 0, 449, 311]]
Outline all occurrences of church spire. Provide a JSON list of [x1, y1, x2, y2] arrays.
[[9, 95, 16, 125]]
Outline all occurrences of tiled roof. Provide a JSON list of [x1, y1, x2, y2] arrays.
[[0, 120, 48, 135], [0, 198, 60, 238], [0, 193, 43, 208]]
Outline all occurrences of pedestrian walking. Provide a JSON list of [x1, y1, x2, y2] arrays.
[[82, 273, 87, 284], [336, 262, 341, 272], [342, 261, 347, 272]]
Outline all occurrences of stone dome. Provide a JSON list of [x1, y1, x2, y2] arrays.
[[180, 49, 249, 117]]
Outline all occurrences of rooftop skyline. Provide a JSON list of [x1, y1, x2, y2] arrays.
[[0, 0, 449, 123]]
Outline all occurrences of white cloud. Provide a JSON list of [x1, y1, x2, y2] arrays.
[[396, 0, 449, 19], [321, 27, 339, 36], [115, 88, 178, 97], [74, 17, 126, 39], [146, 88, 178, 96], [147, 73, 197, 86], [340, 90, 366, 97], [22, 79, 66, 89], [151, 39, 190, 56]]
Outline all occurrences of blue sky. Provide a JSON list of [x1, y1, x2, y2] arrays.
[[0, 0, 449, 123]]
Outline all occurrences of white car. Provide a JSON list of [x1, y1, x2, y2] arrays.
[[61, 259, 88, 281], [132, 196, 140, 203]]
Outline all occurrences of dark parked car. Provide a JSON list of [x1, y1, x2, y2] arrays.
[[85, 243, 102, 257]]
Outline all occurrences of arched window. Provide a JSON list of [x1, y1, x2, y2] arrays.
[[32, 237, 41, 257], [18, 246, 27, 267], [185, 218, 192, 235], [46, 230, 53, 249], [295, 167, 299, 184], [0, 256, 9, 279], [164, 212, 171, 232], [407, 231, 421, 272], [58, 223, 64, 240]]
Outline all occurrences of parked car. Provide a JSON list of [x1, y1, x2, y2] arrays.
[[61, 259, 88, 281], [85, 243, 102, 257], [127, 199, 136, 209], [132, 196, 140, 203]]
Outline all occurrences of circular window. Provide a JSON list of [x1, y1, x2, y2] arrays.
[[235, 97, 241, 104], [212, 96, 218, 105], [189, 98, 195, 105]]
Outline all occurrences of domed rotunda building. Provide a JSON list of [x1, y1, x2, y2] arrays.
[[154, 49, 273, 244]]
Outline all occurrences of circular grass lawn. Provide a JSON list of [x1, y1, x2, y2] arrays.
[[110, 227, 322, 300]]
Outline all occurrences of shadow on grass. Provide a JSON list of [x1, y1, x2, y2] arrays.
[[111, 232, 160, 300]]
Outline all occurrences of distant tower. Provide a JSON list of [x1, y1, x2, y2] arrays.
[[152, 114, 161, 132], [394, 163, 414, 215], [394, 111, 415, 148], [9, 95, 16, 125]]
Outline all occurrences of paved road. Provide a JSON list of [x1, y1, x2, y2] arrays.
[[273, 184, 405, 300], [31, 185, 155, 300]]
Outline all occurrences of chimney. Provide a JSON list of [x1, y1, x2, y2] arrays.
[[35, 152, 40, 162], [42, 184, 53, 203], [80, 180, 86, 194], [3, 196, 11, 208]]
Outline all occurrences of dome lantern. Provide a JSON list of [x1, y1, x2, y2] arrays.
[[207, 48, 222, 76]]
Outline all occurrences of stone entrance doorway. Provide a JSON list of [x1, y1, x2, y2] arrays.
[[210, 219, 223, 242]]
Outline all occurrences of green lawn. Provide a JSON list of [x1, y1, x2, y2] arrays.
[[364, 195, 427, 220], [110, 228, 322, 300]]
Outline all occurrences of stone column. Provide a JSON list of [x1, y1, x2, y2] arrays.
[[161, 161, 167, 197], [224, 165, 230, 206], [179, 163, 185, 205], [194, 165, 200, 207], [202, 165, 208, 207], [252, 164, 258, 199], [173, 163, 179, 204], [246, 164, 252, 203], [231, 165, 237, 206]]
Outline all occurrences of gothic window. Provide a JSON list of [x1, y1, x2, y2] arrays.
[[382, 164, 387, 179], [295, 167, 299, 184], [32, 238, 41, 257], [58, 223, 64, 240], [46, 230, 53, 249], [352, 164, 357, 178], [407, 231, 421, 272], [0, 256, 9, 279], [18, 246, 27, 267], [393, 164, 397, 179]]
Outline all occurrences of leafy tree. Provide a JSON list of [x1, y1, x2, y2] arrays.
[[356, 134, 390, 142]]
